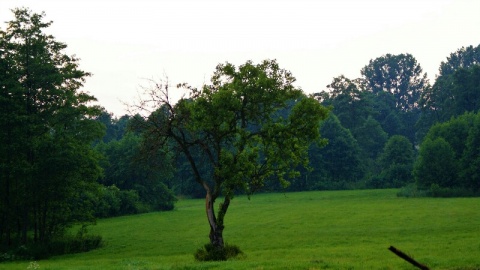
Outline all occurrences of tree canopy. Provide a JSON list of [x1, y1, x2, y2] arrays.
[[361, 53, 428, 112], [439, 44, 480, 76]]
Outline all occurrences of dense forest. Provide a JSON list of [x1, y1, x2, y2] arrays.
[[1, 8, 480, 260]]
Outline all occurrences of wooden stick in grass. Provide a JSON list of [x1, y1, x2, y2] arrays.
[[388, 246, 430, 270]]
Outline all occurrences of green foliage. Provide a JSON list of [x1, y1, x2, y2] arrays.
[[414, 137, 457, 189], [94, 185, 141, 218], [309, 114, 363, 189], [319, 75, 372, 132], [315, 54, 432, 189], [439, 44, 480, 76], [0, 225, 102, 262], [425, 112, 475, 158], [354, 115, 388, 159], [95, 110, 131, 143], [361, 53, 429, 112], [134, 59, 329, 250], [414, 112, 480, 194], [95, 131, 176, 214], [0, 8, 104, 250], [438, 66, 480, 119], [385, 140, 414, 164], [419, 45, 480, 129], [427, 184, 476, 198], [194, 243, 244, 261], [460, 112, 480, 191], [375, 135, 415, 188], [396, 183, 427, 198]]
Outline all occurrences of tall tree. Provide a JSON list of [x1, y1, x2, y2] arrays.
[[361, 53, 429, 112], [0, 8, 103, 247], [132, 60, 329, 254], [319, 75, 372, 133], [439, 44, 480, 76], [421, 65, 480, 124], [418, 44, 480, 136]]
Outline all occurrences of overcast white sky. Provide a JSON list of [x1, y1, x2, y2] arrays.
[[2, 0, 480, 116]]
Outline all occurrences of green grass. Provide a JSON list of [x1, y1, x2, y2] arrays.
[[2, 189, 480, 269]]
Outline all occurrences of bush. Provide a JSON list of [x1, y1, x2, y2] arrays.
[[0, 225, 102, 261], [135, 182, 177, 211], [397, 183, 478, 198], [94, 185, 142, 218], [397, 183, 427, 197], [194, 243, 244, 261], [427, 184, 477, 197]]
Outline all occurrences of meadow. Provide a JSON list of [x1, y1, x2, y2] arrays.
[[2, 189, 480, 270]]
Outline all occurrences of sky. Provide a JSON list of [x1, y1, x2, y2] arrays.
[[2, 0, 480, 116]]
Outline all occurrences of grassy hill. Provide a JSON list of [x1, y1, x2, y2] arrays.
[[2, 189, 480, 269]]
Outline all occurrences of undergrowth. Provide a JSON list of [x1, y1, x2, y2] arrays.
[[194, 243, 244, 261]]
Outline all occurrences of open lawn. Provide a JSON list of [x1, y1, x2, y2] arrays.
[[2, 189, 480, 269]]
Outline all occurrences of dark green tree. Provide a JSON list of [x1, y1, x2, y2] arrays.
[[360, 53, 428, 145], [414, 137, 457, 189], [425, 113, 475, 159], [421, 65, 480, 124], [418, 44, 480, 137], [377, 135, 414, 188], [451, 65, 480, 114], [414, 112, 477, 192], [132, 60, 329, 253], [309, 114, 363, 189], [460, 113, 480, 192], [0, 8, 103, 248], [354, 115, 388, 159], [439, 44, 480, 76], [96, 110, 132, 143], [95, 132, 176, 212], [361, 53, 429, 112], [319, 75, 372, 133]]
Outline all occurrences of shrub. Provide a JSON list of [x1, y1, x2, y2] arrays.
[[397, 183, 427, 198], [0, 225, 102, 261], [94, 185, 142, 218], [194, 243, 244, 261], [397, 183, 478, 198], [427, 184, 477, 197]]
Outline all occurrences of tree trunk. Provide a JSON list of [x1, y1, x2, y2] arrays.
[[205, 192, 230, 248]]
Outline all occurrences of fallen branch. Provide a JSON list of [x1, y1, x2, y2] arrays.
[[388, 246, 430, 270]]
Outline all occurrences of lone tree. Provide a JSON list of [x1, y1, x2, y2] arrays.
[[132, 60, 329, 256]]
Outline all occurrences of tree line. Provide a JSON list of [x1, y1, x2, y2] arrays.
[[1, 7, 480, 260], [166, 46, 480, 196], [309, 46, 480, 195]]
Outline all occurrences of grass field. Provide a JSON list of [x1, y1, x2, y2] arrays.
[[2, 189, 480, 269]]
